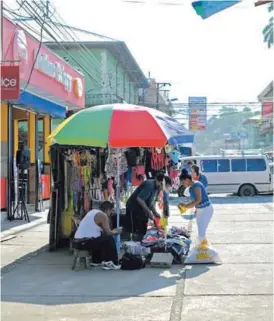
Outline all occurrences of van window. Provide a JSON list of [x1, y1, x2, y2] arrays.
[[232, 159, 246, 171], [218, 159, 230, 172], [201, 160, 217, 172], [247, 159, 266, 172]]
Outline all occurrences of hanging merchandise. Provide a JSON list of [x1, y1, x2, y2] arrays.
[[151, 147, 165, 170], [61, 193, 74, 238], [167, 149, 181, 165], [105, 147, 128, 180], [131, 165, 145, 186], [107, 178, 115, 201], [184, 238, 222, 264], [125, 148, 140, 167]]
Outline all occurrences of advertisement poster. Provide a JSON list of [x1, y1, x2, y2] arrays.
[[188, 97, 207, 131]]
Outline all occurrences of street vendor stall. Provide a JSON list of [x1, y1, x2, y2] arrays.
[[47, 104, 194, 251]]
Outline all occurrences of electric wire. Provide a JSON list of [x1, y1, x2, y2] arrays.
[[21, 11, 46, 93], [17, 1, 107, 92], [21, 1, 104, 83]]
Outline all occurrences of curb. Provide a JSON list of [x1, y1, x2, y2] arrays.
[[1, 217, 48, 241]]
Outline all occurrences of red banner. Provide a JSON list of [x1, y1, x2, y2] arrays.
[[262, 102, 273, 116], [1, 65, 20, 100]]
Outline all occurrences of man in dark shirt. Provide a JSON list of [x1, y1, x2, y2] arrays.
[[125, 172, 172, 239]]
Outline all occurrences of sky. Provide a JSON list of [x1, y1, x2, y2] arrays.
[[6, 0, 274, 103]]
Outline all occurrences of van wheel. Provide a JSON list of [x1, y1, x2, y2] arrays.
[[239, 184, 256, 197]]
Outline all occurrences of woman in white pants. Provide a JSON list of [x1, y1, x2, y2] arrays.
[[178, 172, 213, 242]]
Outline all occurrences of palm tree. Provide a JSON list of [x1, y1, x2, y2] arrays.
[[263, 2, 273, 49]]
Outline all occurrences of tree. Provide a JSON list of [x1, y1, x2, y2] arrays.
[[263, 3, 273, 49], [194, 106, 259, 154]]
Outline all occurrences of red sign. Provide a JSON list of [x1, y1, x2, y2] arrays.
[[1, 65, 20, 100], [262, 102, 273, 116], [3, 17, 85, 109]]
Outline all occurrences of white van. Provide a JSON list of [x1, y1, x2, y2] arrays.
[[181, 155, 273, 196]]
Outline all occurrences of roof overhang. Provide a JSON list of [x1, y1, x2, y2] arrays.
[[258, 81, 273, 102]]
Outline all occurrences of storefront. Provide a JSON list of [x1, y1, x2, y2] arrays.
[[1, 16, 85, 220]]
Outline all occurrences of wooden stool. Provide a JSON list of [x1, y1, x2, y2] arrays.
[[72, 249, 91, 271]]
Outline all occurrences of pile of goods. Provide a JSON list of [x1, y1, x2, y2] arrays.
[[119, 223, 191, 269]]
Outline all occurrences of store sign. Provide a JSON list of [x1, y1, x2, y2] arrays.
[[262, 101, 273, 116], [1, 66, 20, 100], [188, 96, 207, 131], [73, 78, 84, 98], [4, 17, 85, 108], [34, 49, 73, 93], [13, 29, 28, 76]]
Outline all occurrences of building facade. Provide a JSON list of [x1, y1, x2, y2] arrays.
[[45, 36, 147, 109], [139, 78, 171, 114], [258, 81, 273, 152], [1, 16, 85, 219], [242, 115, 261, 149]]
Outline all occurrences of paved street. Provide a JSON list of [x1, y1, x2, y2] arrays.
[[1, 194, 273, 321]]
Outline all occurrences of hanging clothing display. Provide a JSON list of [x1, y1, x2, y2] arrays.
[[105, 148, 128, 180]]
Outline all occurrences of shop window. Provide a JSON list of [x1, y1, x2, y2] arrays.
[[201, 160, 217, 172], [247, 159, 266, 172], [217, 159, 230, 172], [231, 159, 246, 172], [51, 118, 63, 131], [18, 120, 28, 146]]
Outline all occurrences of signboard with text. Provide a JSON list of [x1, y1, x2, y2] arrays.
[[188, 96, 207, 131], [1, 65, 20, 100], [3, 17, 85, 109]]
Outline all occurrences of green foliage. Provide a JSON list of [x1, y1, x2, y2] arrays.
[[194, 106, 259, 154], [263, 3, 273, 49]]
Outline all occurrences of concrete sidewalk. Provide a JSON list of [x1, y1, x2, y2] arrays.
[[1, 210, 48, 241], [1, 195, 273, 321]]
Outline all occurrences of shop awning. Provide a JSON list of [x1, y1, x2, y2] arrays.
[[192, 0, 242, 19], [16, 91, 66, 119]]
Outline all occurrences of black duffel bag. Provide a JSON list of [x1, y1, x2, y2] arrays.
[[119, 253, 146, 270]]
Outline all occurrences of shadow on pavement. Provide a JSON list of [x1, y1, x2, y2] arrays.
[[1, 247, 186, 306]]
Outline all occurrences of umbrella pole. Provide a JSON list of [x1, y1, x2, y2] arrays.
[[115, 148, 121, 253]]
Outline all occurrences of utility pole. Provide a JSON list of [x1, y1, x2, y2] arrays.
[[156, 82, 171, 110]]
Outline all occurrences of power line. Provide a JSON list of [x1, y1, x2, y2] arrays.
[[17, 1, 107, 92], [22, 8, 47, 92]]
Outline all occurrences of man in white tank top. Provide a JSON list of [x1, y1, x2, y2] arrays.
[[74, 201, 122, 270]]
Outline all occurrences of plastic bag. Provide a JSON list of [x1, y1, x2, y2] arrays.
[[160, 217, 168, 229], [122, 241, 150, 256], [184, 238, 222, 264]]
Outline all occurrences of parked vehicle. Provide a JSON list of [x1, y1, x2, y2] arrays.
[[180, 155, 273, 196]]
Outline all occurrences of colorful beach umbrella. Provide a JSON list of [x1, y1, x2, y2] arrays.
[[48, 104, 194, 148], [192, 0, 242, 19]]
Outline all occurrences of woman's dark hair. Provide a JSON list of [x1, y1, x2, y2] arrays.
[[192, 164, 200, 176], [179, 172, 192, 181], [99, 201, 114, 213], [156, 172, 172, 186], [164, 176, 172, 186], [156, 172, 165, 182]]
